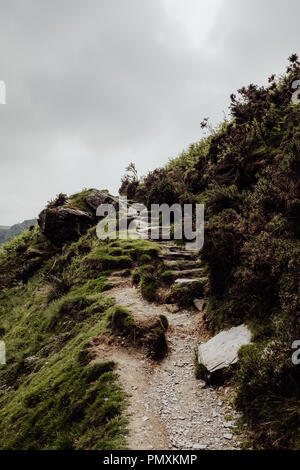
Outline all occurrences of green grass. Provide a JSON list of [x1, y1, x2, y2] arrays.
[[140, 274, 159, 302], [132, 264, 154, 285], [0, 277, 127, 450], [0, 228, 164, 449]]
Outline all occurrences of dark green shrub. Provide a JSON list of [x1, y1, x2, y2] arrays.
[[236, 340, 300, 449]]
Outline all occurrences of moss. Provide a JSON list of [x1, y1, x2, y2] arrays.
[[160, 270, 174, 284], [84, 362, 115, 383], [106, 306, 135, 335], [140, 274, 159, 302], [0, 297, 128, 450], [166, 280, 205, 308], [85, 252, 133, 271], [0, 229, 131, 450], [67, 188, 94, 212], [132, 264, 154, 285], [137, 254, 152, 265]]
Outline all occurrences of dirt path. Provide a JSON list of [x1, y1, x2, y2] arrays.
[[94, 275, 242, 450]]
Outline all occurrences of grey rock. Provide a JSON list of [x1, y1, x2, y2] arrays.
[[193, 444, 207, 450], [38, 206, 93, 246], [193, 298, 206, 311], [175, 278, 204, 284], [85, 189, 119, 212], [198, 324, 252, 373]]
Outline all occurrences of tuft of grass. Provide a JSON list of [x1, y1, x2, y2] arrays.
[[166, 280, 205, 308], [160, 270, 174, 284], [137, 254, 152, 265], [132, 264, 154, 285], [140, 274, 159, 302], [195, 363, 209, 381]]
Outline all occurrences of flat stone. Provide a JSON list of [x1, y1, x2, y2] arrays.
[[160, 252, 196, 260], [0, 341, 5, 365], [193, 298, 206, 311], [174, 278, 202, 284], [170, 268, 204, 278], [224, 421, 234, 428], [193, 444, 207, 450], [198, 324, 251, 373]]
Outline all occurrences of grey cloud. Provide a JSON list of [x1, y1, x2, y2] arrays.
[[0, 0, 299, 224]]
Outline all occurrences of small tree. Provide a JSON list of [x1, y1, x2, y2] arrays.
[[119, 162, 139, 198]]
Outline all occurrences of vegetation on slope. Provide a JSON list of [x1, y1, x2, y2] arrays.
[[120, 56, 300, 449], [0, 220, 163, 449]]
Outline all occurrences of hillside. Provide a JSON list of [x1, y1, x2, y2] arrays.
[[0, 219, 37, 247], [0, 56, 299, 450], [120, 56, 300, 449]]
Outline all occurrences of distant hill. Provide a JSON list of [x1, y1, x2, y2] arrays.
[[0, 219, 37, 246]]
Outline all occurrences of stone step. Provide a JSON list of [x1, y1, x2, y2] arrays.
[[169, 268, 204, 278], [160, 252, 197, 260], [159, 244, 179, 251], [163, 260, 202, 270], [137, 225, 170, 232], [174, 277, 208, 284]]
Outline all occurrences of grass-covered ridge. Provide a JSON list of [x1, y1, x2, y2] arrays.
[[0, 224, 161, 449], [120, 56, 300, 449], [0, 219, 37, 247]]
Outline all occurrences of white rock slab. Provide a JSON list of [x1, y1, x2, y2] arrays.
[[175, 278, 201, 284], [198, 324, 251, 373], [175, 277, 208, 284]]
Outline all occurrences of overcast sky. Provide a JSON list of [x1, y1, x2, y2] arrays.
[[0, 0, 299, 224]]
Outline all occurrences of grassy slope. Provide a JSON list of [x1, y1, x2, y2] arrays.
[[0, 226, 160, 450]]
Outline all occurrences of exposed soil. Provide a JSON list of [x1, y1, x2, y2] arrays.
[[93, 274, 242, 450]]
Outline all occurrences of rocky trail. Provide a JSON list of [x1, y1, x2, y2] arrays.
[[93, 209, 242, 450]]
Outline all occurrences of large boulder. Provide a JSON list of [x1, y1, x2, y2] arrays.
[[38, 189, 120, 247], [38, 206, 93, 247]]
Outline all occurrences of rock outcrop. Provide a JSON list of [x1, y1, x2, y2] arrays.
[[38, 189, 119, 247], [85, 189, 119, 212], [38, 206, 93, 247]]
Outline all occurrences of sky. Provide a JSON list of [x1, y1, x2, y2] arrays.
[[0, 0, 299, 225]]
